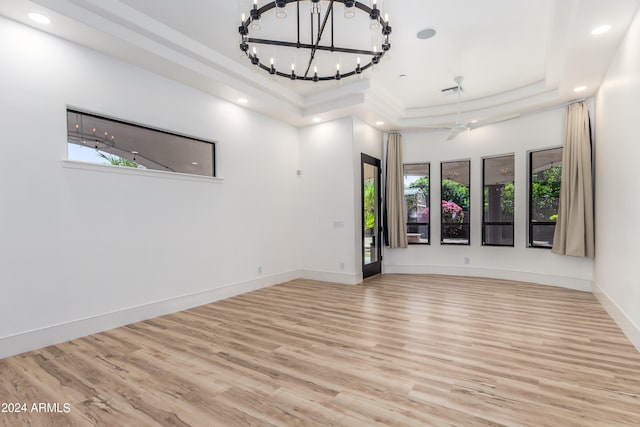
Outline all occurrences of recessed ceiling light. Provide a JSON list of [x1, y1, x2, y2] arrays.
[[375, 121, 385, 126], [470, 119, 478, 124], [417, 28, 437, 40], [192, 162, 198, 165], [237, 97, 248, 104], [312, 117, 322, 123], [573, 86, 587, 93], [28, 12, 50, 24], [131, 151, 138, 155], [399, 74, 407, 79], [591, 25, 611, 36]]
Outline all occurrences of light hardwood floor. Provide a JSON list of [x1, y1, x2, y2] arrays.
[[1, 275, 639, 426]]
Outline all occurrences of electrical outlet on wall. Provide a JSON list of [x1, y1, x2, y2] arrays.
[[340, 262, 345, 270], [257, 266, 263, 274], [464, 257, 470, 265]]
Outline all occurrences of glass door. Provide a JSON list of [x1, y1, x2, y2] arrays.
[[362, 154, 382, 278]]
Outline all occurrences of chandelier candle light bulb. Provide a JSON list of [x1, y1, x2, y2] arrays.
[[312, 0, 321, 16], [372, 45, 380, 71], [251, 46, 260, 70], [370, 0, 380, 30], [344, 0, 355, 18], [276, 0, 287, 19], [250, 0, 262, 30]]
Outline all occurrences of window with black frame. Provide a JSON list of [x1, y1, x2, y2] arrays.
[[529, 148, 563, 248], [404, 163, 430, 244], [483, 155, 515, 246], [441, 160, 470, 245], [66, 109, 216, 177]]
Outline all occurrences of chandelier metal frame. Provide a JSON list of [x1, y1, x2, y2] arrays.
[[238, 0, 392, 82]]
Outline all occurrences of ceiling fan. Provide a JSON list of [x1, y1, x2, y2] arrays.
[[444, 76, 521, 141], [447, 76, 468, 141]]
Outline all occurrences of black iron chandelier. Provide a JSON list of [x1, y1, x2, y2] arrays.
[[238, 0, 392, 82]]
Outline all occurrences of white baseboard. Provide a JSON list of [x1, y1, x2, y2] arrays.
[[593, 284, 640, 352], [0, 270, 299, 360], [299, 269, 362, 285], [383, 264, 592, 292]]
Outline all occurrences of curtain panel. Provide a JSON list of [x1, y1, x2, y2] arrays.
[[552, 102, 595, 258], [386, 133, 408, 248]]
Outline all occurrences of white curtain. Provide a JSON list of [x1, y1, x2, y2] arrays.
[[386, 133, 408, 248], [552, 102, 595, 258]]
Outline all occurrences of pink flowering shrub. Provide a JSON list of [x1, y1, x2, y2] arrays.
[[419, 208, 430, 221], [442, 200, 464, 223]]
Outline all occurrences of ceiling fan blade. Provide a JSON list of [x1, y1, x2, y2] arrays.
[[446, 127, 465, 141], [468, 113, 520, 130]]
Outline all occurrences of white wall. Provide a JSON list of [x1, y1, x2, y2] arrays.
[[384, 109, 594, 291], [0, 17, 301, 358], [298, 118, 356, 283], [297, 117, 383, 284], [593, 8, 640, 351], [352, 118, 384, 276]]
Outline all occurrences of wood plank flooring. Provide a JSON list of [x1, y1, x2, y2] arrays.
[[1, 274, 639, 426]]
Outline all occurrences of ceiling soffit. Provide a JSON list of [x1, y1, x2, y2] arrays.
[[3, 0, 639, 129]]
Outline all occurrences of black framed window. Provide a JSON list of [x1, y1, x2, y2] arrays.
[[404, 163, 430, 244], [67, 109, 216, 177], [441, 160, 470, 245], [529, 148, 563, 248], [483, 155, 515, 246]]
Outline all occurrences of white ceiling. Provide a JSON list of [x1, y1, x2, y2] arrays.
[[2, 0, 639, 130]]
